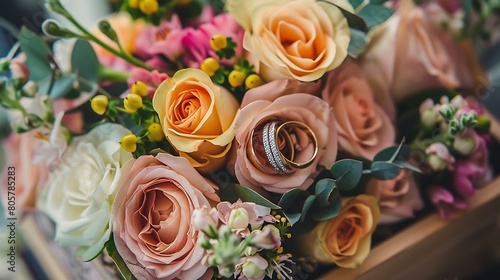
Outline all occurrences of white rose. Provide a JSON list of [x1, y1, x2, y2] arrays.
[[37, 123, 133, 261]]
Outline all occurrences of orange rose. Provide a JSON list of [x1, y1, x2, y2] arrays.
[[226, 0, 351, 82], [322, 62, 395, 160], [153, 69, 239, 173], [301, 195, 380, 268]]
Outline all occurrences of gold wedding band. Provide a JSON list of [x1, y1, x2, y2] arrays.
[[275, 121, 318, 170], [248, 119, 318, 174]]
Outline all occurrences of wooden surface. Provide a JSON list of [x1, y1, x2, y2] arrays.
[[320, 110, 500, 279]]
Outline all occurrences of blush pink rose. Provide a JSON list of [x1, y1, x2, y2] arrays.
[[112, 154, 219, 280], [322, 62, 395, 160], [361, 0, 477, 119], [232, 86, 337, 194], [365, 169, 423, 224], [1, 131, 49, 213]]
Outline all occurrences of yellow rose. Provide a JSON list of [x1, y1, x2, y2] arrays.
[[226, 0, 351, 82], [301, 195, 380, 268], [153, 68, 240, 173]]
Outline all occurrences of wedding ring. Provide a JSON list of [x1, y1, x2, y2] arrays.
[[275, 121, 318, 169], [248, 119, 318, 174]]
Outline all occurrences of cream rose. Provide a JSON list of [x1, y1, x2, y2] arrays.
[[232, 83, 337, 193], [153, 69, 239, 173], [226, 0, 351, 82], [37, 123, 132, 261], [300, 195, 380, 268], [112, 154, 219, 280], [361, 0, 478, 118], [365, 169, 423, 224], [322, 61, 395, 160]]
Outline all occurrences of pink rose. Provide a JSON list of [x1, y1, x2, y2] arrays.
[[1, 132, 48, 213], [112, 154, 219, 280], [361, 0, 477, 118], [233, 85, 337, 193], [365, 169, 423, 224], [427, 186, 468, 219], [321, 62, 395, 159]]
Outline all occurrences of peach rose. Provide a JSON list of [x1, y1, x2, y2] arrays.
[[300, 195, 380, 268], [322, 62, 395, 160], [1, 131, 48, 212], [226, 0, 351, 82], [365, 169, 423, 224], [112, 154, 219, 280], [152, 69, 239, 173], [232, 85, 337, 193], [361, 0, 478, 118]]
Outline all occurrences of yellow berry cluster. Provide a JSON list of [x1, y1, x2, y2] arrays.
[[91, 80, 165, 154], [128, 0, 159, 14], [201, 34, 263, 91]]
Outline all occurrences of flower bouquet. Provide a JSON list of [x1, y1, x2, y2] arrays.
[[1, 0, 500, 279]]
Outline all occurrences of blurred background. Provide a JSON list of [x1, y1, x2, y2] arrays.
[[0, 0, 499, 279]]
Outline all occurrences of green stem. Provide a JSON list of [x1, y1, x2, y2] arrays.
[[61, 9, 153, 71], [98, 65, 130, 82]]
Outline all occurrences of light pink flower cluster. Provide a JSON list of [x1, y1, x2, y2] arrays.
[[192, 200, 292, 280]]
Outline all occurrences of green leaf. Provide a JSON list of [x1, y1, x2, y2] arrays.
[[358, 4, 394, 29], [301, 195, 316, 222], [38, 73, 77, 99], [317, 0, 368, 31], [234, 185, 281, 209], [105, 236, 136, 280], [373, 143, 409, 163], [348, 0, 364, 8], [132, 112, 142, 126], [278, 189, 303, 226], [19, 27, 53, 81], [394, 160, 422, 173], [371, 161, 401, 180], [71, 39, 99, 92], [311, 197, 341, 221], [314, 179, 336, 207], [330, 159, 363, 191], [348, 28, 367, 58], [462, 0, 472, 29]]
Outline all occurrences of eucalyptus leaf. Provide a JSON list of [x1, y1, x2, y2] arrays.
[[311, 197, 342, 222], [394, 160, 422, 173], [315, 179, 337, 208], [358, 3, 394, 29], [278, 188, 302, 211], [71, 39, 99, 92], [373, 143, 409, 162], [234, 185, 281, 209], [278, 189, 304, 226], [348, 0, 364, 8], [38, 73, 77, 99], [317, 0, 368, 31], [301, 195, 316, 222], [371, 161, 401, 180], [462, 0, 472, 29], [105, 236, 137, 280], [19, 27, 52, 81], [330, 159, 363, 191], [348, 28, 368, 58]]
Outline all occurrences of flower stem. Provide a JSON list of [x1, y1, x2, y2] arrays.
[[98, 65, 130, 82]]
